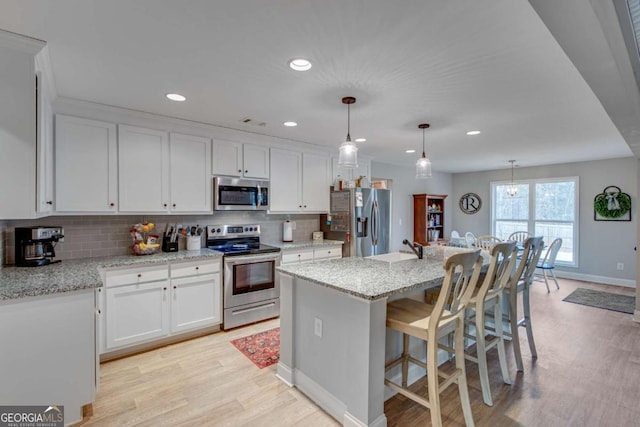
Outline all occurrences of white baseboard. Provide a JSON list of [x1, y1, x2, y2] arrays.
[[555, 270, 636, 288], [294, 368, 347, 423], [344, 411, 387, 427], [276, 362, 294, 387]]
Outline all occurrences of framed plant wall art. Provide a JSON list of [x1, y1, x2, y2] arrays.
[[594, 186, 631, 221]]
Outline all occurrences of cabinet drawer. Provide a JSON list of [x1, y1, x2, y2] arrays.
[[281, 249, 314, 264], [171, 259, 221, 278], [104, 265, 169, 288], [314, 246, 342, 260]]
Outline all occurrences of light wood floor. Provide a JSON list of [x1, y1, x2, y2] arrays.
[[78, 278, 639, 427]]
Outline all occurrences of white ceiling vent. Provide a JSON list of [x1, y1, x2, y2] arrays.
[[239, 117, 267, 127]]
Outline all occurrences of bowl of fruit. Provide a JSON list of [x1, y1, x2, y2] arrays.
[[130, 222, 161, 255]]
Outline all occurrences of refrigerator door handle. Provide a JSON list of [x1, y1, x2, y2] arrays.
[[372, 200, 378, 246]]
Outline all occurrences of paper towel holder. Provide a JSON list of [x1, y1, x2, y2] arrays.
[[282, 220, 294, 242]]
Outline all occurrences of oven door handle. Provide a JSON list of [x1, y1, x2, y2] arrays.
[[224, 253, 281, 265]]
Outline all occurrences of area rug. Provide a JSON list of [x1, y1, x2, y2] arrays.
[[563, 288, 635, 314], [230, 327, 280, 369]]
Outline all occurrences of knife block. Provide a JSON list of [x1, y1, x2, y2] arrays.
[[162, 236, 178, 252]]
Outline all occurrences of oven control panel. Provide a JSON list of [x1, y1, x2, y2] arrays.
[[206, 224, 261, 239]]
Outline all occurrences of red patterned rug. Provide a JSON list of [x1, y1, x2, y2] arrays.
[[230, 327, 280, 369]]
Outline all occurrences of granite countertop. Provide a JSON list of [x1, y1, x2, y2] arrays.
[[276, 246, 487, 301], [0, 249, 223, 301], [267, 239, 344, 250]]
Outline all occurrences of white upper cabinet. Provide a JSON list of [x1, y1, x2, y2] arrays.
[[35, 70, 54, 215], [0, 32, 44, 219], [212, 139, 242, 176], [302, 152, 330, 212], [118, 125, 169, 213], [169, 133, 212, 213], [269, 148, 330, 213], [212, 140, 269, 179], [55, 115, 118, 212], [242, 144, 269, 179], [269, 148, 302, 212]]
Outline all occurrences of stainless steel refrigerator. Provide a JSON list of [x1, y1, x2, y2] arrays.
[[320, 187, 391, 257]]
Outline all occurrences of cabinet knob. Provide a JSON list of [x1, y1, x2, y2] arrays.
[[173, 285, 177, 289], [163, 203, 168, 208], [46, 201, 53, 205], [172, 203, 176, 208], [238, 169, 242, 173], [163, 287, 167, 291], [98, 309, 101, 314], [137, 273, 142, 278], [303, 205, 307, 208], [195, 266, 199, 270], [109, 202, 115, 207], [299, 205, 302, 208], [245, 170, 248, 174]]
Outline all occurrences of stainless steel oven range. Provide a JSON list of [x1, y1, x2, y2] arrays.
[[206, 224, 281, 330]]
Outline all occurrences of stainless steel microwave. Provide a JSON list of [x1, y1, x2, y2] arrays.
[[214, 177, 269, 211]]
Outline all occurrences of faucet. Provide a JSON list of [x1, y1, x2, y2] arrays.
[[402, 239, 424, 259]]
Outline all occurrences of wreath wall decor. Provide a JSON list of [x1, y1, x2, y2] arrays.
[[593, 186, 631, 221]]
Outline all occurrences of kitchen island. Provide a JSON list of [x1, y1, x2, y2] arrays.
[[275, 246, 481, 427]]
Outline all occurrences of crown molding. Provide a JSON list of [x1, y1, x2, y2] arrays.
[[34, 45, 57, 100], [0, 28, 45, 54]]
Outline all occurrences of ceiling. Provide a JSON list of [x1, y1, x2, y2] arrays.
[[0, 0, 634, 173]]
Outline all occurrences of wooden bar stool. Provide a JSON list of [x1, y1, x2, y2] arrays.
[[385, 250, 483, 427], [502, 236, 544, 371], [462, 241, 518, 406]]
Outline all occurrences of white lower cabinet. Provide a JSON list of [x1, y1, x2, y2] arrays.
[[101, 258, 222, 354], [106, 280, 170, 349], [170, 273, 221, 333], [281, 245, 343, 265]]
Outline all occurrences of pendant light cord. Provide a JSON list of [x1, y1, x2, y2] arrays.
[[346, 103, 351, 142], [422, 127, 426, 157]]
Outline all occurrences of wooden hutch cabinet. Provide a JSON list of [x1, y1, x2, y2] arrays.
[[413, 194, 447, 246]]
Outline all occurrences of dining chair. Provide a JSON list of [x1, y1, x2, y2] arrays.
[[535, 238, 562, 292], [475, 235, 502, 250], [501, 236, 545, 372], [461, 241, 518, 406], [450, 230, 466, 247], [507, 231, 531, 243], [464, 231, 477, 248], [385, 250, 483, 427]]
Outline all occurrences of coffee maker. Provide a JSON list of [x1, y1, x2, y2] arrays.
[[15, 226, 64, 267]]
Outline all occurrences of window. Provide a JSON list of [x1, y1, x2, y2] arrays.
[[491, 177, 578, 266]]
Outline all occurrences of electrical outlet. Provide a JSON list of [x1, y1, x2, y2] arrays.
[[617, 262, 624, 271], [314, 317, 323, 338]]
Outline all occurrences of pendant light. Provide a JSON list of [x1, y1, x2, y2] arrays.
[[415, 123, 432, 178], [338, 96, 358, 168], [506, 160, 519, 197]]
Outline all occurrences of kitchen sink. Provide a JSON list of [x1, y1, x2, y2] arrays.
[[366, 252, 418, 263]]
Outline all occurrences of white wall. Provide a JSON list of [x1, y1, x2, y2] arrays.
[[371, 162, 453, 252], [452, 157, 637, 286]]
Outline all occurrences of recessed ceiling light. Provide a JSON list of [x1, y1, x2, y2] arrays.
[[355, 138, 366, 142], [166, 93, 186, 102], [405, 149, 416, 153], [283, 121, 297, 127], [289, 58, 312, 71], [466, 130, 481, 135]]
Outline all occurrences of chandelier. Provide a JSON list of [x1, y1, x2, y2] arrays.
[[506, 160, 519, 197]]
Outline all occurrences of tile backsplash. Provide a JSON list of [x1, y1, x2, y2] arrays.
[[0, 212, 320, 266]]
